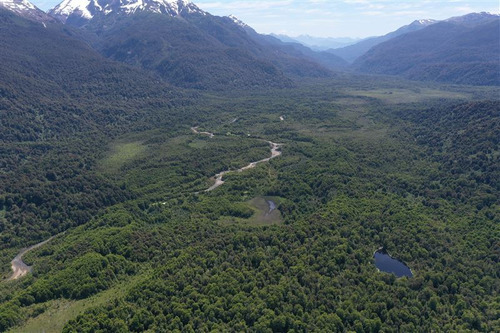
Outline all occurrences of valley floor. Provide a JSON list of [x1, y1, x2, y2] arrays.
[[1, 79, 499, 332]]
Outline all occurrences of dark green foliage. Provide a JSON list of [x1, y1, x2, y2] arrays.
[[15, 87, 498, 332], [62, 193, 498, 332], [0, 9, 177, 143], [0, 304, 21, 332], [0, 9, 182, 248], [390, 100, 500, 209], [21, 253, 135, 303]]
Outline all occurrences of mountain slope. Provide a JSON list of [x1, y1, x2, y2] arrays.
[[179, 14, 333, 78], [0, 8, 176, 142], [0, 7, 181, 248], [81, 12, 293, 90], [446, 11, 500, 26], [328, 19, 436, 62], [48, 0, 339, 89], [0, 0, 54, 21], [265, 37, 349, 71], [49, 0, 296, 89], [352, 15, 500, 86]]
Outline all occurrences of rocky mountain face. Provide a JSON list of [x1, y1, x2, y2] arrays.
[[49, 0, 205, 26]]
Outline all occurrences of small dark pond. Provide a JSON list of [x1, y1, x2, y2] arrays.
[[374, 249, 413, 278]]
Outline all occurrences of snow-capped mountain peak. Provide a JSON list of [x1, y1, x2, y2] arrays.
[[446, 12, 500, 27], [228, 14, 249, 28], [409, 18, 437, 27], [1, 0, 35, 11], [49, 0, 206, 25], [0, 0, 54, 22], [51, 0, 95, 20], [416, 19, 436, 25]]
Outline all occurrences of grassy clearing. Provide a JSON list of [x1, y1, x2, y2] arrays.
[[9, 270, 151, 333], [99, 140, 146, 174], [294, 104, 388, 143], [346, 88, 470, 103], [222, 197, 283, 227], [188, 139, 209, 149]]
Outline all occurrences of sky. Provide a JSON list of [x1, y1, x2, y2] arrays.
[[32, 0, 500, 38]]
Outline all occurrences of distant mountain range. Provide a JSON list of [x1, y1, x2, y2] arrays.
[[272, 34, 362, 51], [353, 13, 500, 86], [0, 0, 498, 87], [327, 19, 437, 63], [233, 21, 349, 73], [273, 12, 500, 86]]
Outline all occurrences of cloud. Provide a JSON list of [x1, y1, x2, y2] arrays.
[[194, 0, 500, 37], [200, 1, 293, 11], [361, 11, 384, 16], [454, 6, 475, 13], [343, 0, 370, 4]]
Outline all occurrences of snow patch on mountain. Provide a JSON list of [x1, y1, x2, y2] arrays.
[[1, 0, 35, 11], [228, 14, 249, 28], [0, 0, 54, 22], [50, 0, 206, 24], [446, 12, 500, 26], [416, 19, 436, 25], [53, 0, 94, 20]]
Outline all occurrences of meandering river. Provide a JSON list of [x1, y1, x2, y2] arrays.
[[205, 141, 282, 192], [191, 126, 283, 192], [191, 126, 215, 138]]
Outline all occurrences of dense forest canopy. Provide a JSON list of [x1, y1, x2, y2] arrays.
[[1, 77, 499, 331]]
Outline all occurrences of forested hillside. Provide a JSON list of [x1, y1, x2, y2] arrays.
[[81, 12, 294, 90], [45, 0, 346, 90], [328, 19, 436, 63], [0, 8, 184, 249], [353, 18, 500, 86]]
